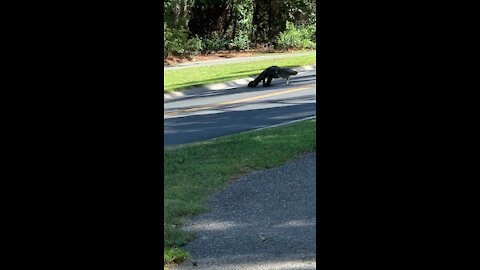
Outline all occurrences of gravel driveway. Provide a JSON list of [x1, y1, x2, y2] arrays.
[[171, 153, 316, 270]]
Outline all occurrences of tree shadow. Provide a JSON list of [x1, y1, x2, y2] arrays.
[[164, 102, 316, 146], [164, 73, 316, 104], [165, 94, 316, 115], [165, 67, 315, 95]]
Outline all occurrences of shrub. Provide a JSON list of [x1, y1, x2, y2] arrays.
[[307, 13, 316, 43], [164, 27, 189, 57], [185, 35, 203, 55], [276, 21, 316, 50], [164, 27, 203, 58], [229, 30, 250, 50], [202, 33, 229, 52], [164, 23, 169, 57]]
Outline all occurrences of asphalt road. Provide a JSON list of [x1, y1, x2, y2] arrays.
[[164, 68, 316, 146], [171, 153, 316, 270]]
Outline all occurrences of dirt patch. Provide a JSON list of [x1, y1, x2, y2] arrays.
[[164, 49, 309, 66]]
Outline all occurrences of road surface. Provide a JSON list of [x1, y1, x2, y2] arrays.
[[164, 68, 316, 146]]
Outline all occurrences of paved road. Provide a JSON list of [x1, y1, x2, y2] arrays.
[[164, 51, 316, 70], [171, 153, 316, 270], [164, 68, 316, 146]]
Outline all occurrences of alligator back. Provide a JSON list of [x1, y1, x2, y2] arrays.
[[248, 66, 298, 87], [277, 68, 298, 77]]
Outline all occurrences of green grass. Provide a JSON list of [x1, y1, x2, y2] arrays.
[[164, 247, 189, 266], [164, 119, 316, 268], [164, 54, 316, 93]]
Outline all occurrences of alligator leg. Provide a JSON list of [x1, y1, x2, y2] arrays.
[[264, 76, 273, 87]]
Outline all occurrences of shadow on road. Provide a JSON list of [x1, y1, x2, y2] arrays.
[[164, 74, 316, 104], [164, 102, 316, 146], [164, 94, 316, 114]]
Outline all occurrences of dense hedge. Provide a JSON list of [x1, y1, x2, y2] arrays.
[[164, 0, 316, 58]]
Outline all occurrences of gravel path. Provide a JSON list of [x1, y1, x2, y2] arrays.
[[171, 153, 316, 270]]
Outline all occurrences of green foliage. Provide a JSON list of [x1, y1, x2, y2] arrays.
[[190, 30, 251, 54], [250, 0, 315, 44], [164, 27, 189, 57], [307, 12, 316, 42], [202, 33, 229, 52], [229, 30, 250, 50], [164, 27, 203, 58], [185, 35, 203, 55], [164, 247, 189, 266], [276, 21, 316, 50], [233, 0, 254, 33], [164, 0, 196, 29], [164, 23, 169, 57], [164, 0, 316, 57]]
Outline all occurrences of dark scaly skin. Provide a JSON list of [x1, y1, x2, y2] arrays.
[[248, 66, 298, 87]]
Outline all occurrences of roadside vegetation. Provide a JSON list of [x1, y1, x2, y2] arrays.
[[164, 53, 315, 92], [164, 0, 316, 59], [164, 119, 316, 268]]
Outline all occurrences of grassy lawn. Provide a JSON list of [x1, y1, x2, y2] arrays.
[[164, 119, 316, 268], [164, 54, 316, 93]]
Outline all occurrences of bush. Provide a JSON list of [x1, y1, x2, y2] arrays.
[[185, 35, 203, 55], [202, 33, 229, 52], [164, 23, 169, 57], [276, 21, 316, 50], [164, 27, 189, 57], [164, 26, 203, 58], [229, 30, 250, 50], [307, 13, 316, 43]]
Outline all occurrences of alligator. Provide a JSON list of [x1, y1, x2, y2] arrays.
[[247, 66, 298, 87]]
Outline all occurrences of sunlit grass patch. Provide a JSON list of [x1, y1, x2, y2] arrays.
[[163, 119, 316, 268], [164, 247, 189, 269]]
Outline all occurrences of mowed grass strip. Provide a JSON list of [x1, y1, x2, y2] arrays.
[[164, 119, 316, 268], [164, 54, 316, 93]]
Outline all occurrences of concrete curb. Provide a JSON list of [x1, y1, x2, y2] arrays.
[[164, 64, 316, 102]]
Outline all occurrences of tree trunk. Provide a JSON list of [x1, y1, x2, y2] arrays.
[[223, 2, 234, 36], [232, 15, 237, 40]]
